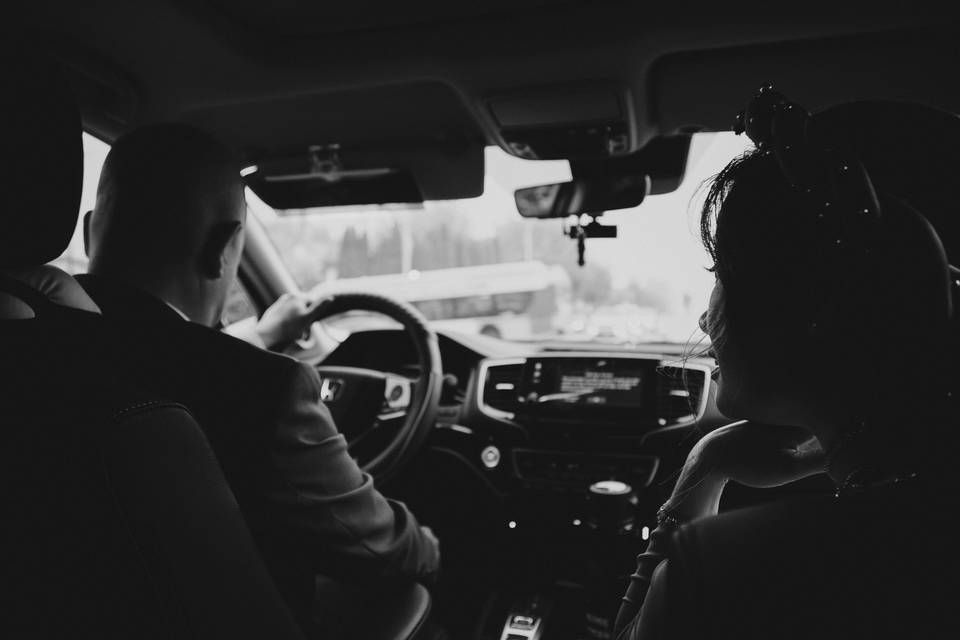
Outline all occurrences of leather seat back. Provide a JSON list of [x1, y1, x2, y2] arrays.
[[664, 486, 957, 639], [1, 290, 304, 639], [0, 41, 304, 639]]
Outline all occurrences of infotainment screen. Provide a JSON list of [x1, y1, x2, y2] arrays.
[[520, 357, 650, 412], [557, 364, 642, 405]]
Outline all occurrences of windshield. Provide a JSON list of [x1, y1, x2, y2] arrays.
[[249, 132, 751, 344]]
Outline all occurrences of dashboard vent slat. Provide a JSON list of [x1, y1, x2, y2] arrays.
[[657, 365, 707, 425], [481, 362, 523, 415]]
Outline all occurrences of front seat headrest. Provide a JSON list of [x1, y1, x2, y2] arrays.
[[0, 41, 83, 268], [814, 100, 960, 267]]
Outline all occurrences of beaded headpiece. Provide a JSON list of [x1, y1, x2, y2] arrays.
[[730, 84, 960, 333], [733, 84, 882, 258]]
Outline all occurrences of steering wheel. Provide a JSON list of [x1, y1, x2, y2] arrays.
[[311, 292, 442, 482]]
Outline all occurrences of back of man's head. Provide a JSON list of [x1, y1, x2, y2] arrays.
[[86, 123, 245, 324]]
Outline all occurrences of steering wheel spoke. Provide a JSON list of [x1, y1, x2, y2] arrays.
[[311, 293, 442, 482], [381, 374, 413, 416]]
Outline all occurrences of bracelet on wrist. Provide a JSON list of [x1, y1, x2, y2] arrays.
[[656, 502, 684, 528]]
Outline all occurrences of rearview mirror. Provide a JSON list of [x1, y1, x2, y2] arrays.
[[514, 173, 649, 219], [513, 134, 692, 219]]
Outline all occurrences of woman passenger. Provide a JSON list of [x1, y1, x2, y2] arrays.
[[614, 89, 960, 639]]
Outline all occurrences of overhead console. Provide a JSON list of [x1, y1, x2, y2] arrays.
[[486, 83, 637, 160]]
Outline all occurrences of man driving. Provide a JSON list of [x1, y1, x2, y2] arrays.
[[78, 123, 440, 632]]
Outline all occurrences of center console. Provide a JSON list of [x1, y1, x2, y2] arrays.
[[498, 598, 548, 640], [459, 353, 713, 639], [478, 353, 710, 493], [512, 448, 658, 493]]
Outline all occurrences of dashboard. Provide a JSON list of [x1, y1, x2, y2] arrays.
[[322, 328, 725, 516], [319, 327, 835, 603]]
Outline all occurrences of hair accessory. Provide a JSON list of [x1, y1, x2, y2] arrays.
[[734, 85, 882, 234], [735, 85, 889, 335]]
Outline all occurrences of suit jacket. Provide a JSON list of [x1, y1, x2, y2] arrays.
[[77, 274, 439, 622]]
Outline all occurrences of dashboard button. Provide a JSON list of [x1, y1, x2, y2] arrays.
[[510, 615, 536, 630], [481, 445, 501, 469]]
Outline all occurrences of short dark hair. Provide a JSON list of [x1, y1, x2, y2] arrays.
[[90, 123, 242, 271]]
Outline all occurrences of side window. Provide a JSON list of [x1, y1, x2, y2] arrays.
[[49, 132, 110, 275]]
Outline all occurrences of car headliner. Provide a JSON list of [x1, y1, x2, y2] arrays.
[[13, 3, 960, 186]]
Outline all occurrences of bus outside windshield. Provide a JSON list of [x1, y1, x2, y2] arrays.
[[311, 261, 571, 340]]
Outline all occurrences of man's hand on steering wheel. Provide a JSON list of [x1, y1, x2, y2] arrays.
[[255, 292, 331, 351], [311, 293, 443, 482]]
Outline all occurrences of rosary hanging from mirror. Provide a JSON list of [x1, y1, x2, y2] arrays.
[[574, 224, 586, 266], [563, 214, 618, 267]]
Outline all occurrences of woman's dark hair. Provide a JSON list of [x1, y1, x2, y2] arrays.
[[701, 146, 951, 338], [699, 137, 956, 465], [698, 149, 809, 355]]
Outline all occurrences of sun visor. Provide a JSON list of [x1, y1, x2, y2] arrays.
[[242, 142, 484, 209], [486, 83, 636, 160]]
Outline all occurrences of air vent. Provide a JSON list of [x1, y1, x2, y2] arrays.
[[656, 365, 708, 425], [479, 361, 524, 417]]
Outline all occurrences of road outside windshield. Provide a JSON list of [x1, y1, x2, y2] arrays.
[[250, 133, 751, 344]]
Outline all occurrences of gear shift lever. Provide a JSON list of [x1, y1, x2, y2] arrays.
[[585, 480, 638, 534], [582, 480, 639, 639]]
